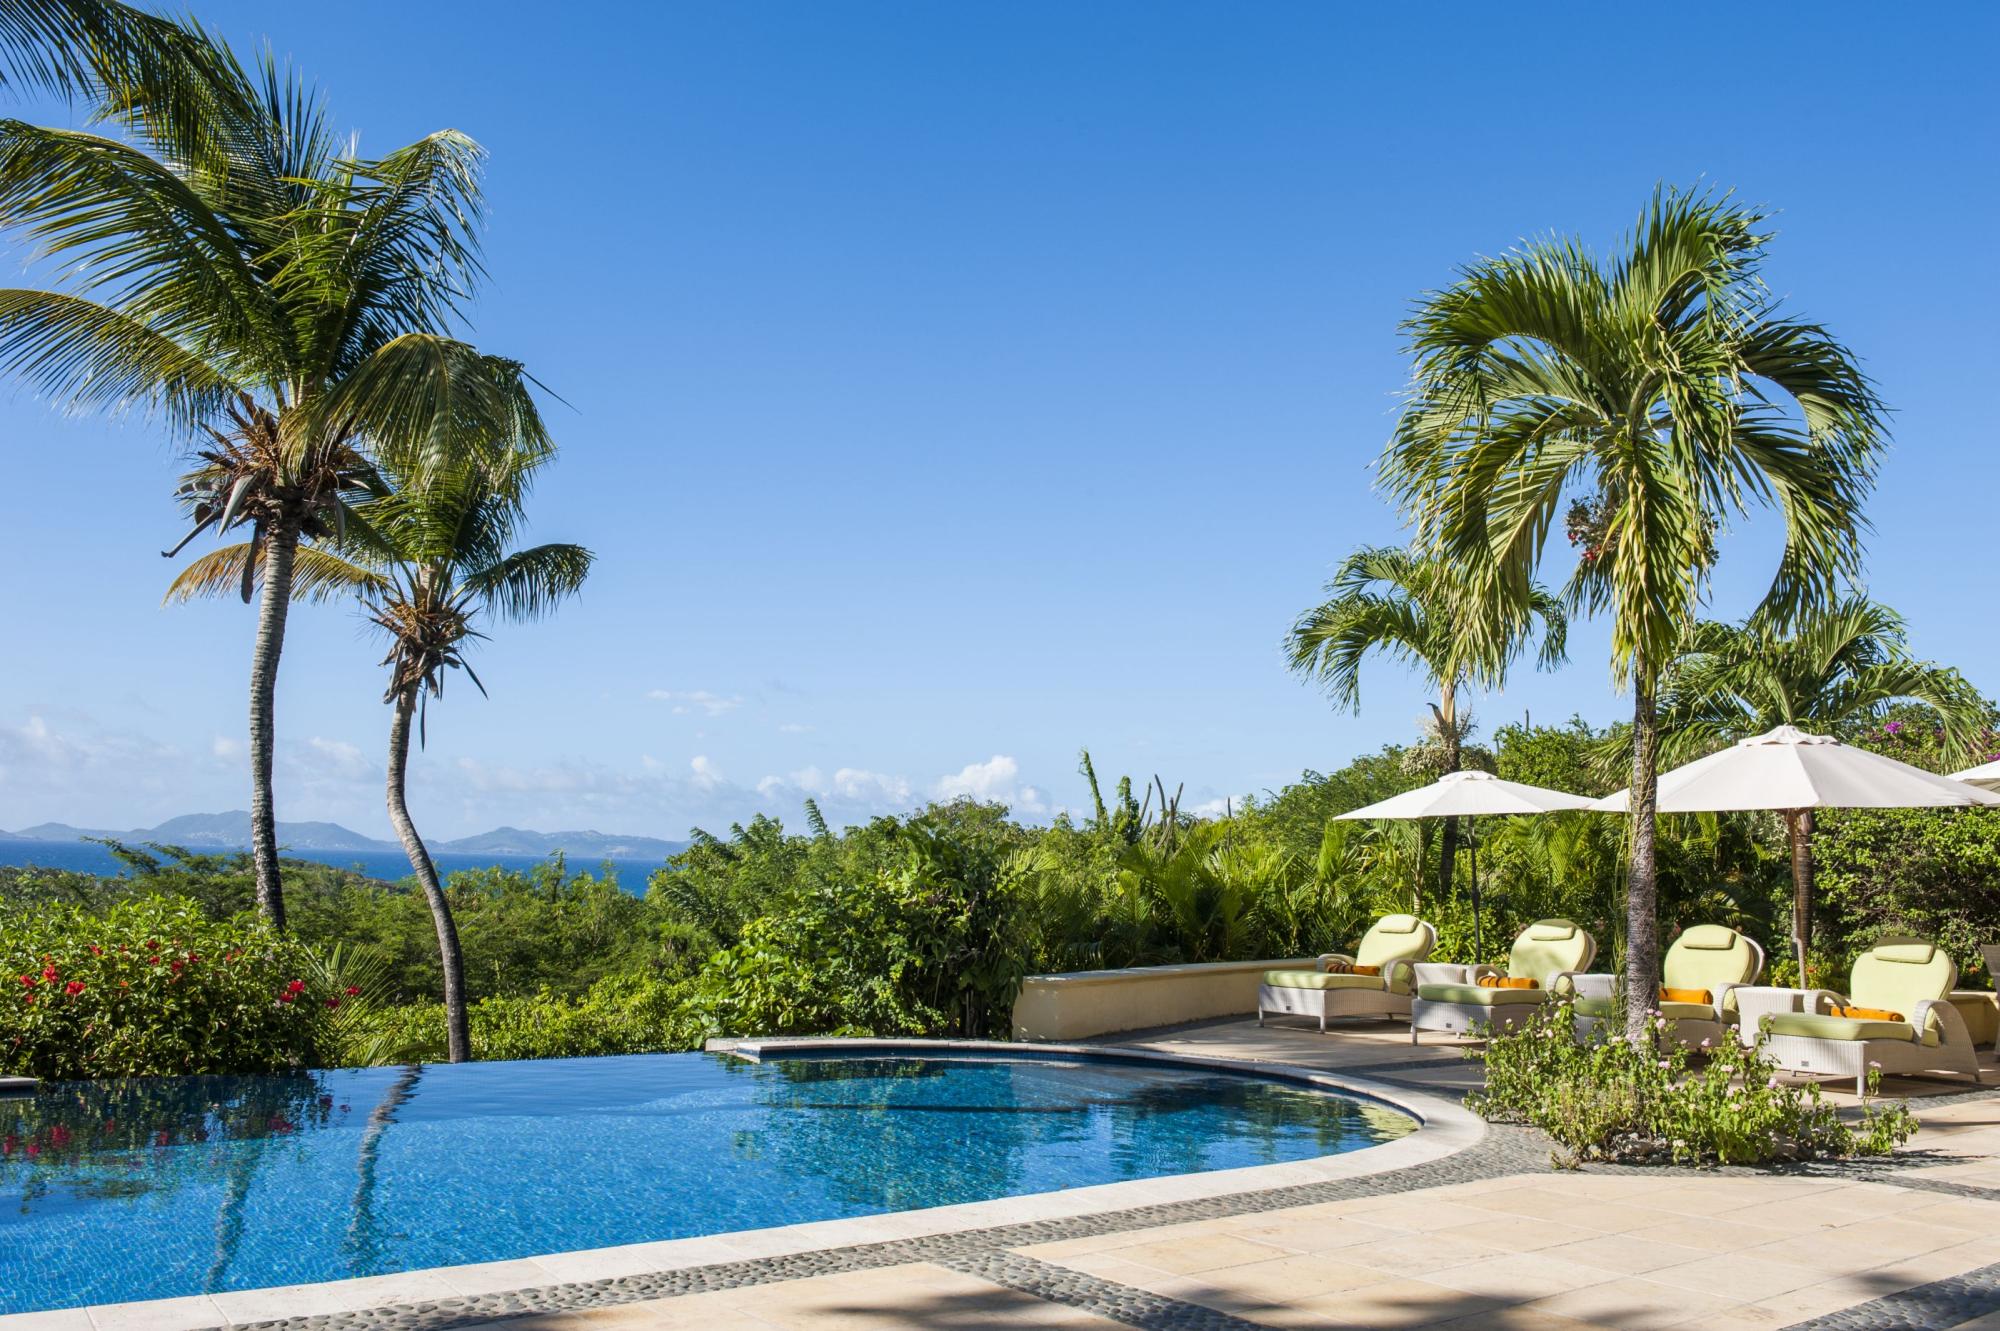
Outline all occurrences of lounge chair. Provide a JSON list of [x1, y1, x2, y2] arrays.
[[1757, 935, 1982, 1094], [1410, 918, 1597, 1043], [1567, 923, 1764, 1047], [1256, 914, 1437, 1032]]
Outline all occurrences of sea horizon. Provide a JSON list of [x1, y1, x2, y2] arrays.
[[0, 836, 665, 896]]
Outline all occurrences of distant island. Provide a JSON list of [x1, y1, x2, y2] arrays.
[[2, 812, 688, 861]]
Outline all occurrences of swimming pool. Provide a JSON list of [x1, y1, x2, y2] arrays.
[[0, 1050, 1413, 1313]]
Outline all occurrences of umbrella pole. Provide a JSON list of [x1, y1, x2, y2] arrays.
[[1470, 815, 1483, 961]]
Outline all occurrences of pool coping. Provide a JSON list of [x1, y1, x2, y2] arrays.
[[0, 1038, 1483, 1331]]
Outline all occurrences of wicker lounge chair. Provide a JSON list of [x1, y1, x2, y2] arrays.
[[1257, 914, 1437, 1032], [1756, 935, 1982, 1094], [1567, 923, 1764, 1047], [1410, 918, 1596, 1043]]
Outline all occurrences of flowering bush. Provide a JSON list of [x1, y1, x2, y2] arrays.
[[0, 896, 333, 1078], [1469, 997, 1918, 1165]]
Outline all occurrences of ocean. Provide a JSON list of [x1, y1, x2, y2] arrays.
[[0, 837, 666, 895]]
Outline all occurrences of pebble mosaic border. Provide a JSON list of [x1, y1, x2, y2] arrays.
[[56, 1041, 2000, 1331]]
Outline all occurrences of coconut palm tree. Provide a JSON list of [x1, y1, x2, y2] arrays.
[[1647, 596, 1988, 963], [0, 33, 548, 927], [1381, 186, 1886, 1034], [1286, 544, 1566, 906], [174, 453, 591, 1060]]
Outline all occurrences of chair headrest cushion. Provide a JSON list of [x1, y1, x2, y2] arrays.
[[1873, 939, 1938, 965], [1679, 924, 1742, 951], [1375, 914, 1421, 935], [1526, 920, 1580, 942]]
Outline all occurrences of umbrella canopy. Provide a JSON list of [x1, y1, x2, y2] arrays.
[[1950, 758, 2000, 793], [1337, 769, 1597, 821], [1337, 770, 1593, 959], [1592, 725, 2000, 813]]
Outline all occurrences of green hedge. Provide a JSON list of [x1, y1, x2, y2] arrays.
[[338, 976, 693, 1065], [0, 896, 333, 1079]]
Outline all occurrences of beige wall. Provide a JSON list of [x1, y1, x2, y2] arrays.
[[1012, 958, 1315, 1042]]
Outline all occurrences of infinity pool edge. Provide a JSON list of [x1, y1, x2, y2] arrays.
[[2, 1039, 1482, 1331]]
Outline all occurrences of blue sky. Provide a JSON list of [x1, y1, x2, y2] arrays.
[[2, 2, 1995, 840]]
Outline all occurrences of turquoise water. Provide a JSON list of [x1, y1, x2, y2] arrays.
[[0, 1052, 1411, 1313]]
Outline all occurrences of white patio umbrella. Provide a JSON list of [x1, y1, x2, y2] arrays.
[[1950, 758, 2000, 792], [1338, 770, 1597, 956], [1593, 725, 2000, 965]]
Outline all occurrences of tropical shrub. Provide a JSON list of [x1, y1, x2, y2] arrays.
[[1469, 998, 1918, 1165], [0, 896, 333, 1079], [336, 975, 693, 1065]]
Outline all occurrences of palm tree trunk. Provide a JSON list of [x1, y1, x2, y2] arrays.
[[247, 521, 298, 930], [1784, 808, 1815, 975], [386, 684, 470, 1062], [1623, 666, 1662, 1039], [1436, 693, 1461, 909]]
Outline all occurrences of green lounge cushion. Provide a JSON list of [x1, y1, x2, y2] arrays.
[[1508, 918, 1595, 985], [1764, 1011, 1933, 1046], [1419, 982, 1547, 1007], [1574, 997, 1720, 1023], [1353, 915, 1435, 970], [1665, 924, 1763, 997], [1263, 970, 1385, 991]]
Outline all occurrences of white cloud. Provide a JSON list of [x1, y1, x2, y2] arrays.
[[646, 689, 743, 717], [212, 735, 243, 760], [777, 722, 812, 734], [304, 736, 372, 781], [689, 754, 726, 789], [933, 754, 1049, 816]]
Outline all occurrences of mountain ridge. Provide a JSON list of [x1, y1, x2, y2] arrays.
[[1, 813, 686, 860]]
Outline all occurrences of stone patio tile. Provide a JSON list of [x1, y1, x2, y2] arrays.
[[1621, 1215, 1796, 1256], [1332, 1230, 1514, 1277], [1281, 1277, 1515, 1329], [1419, 1251, 1615, 1301], [1081, 1231, 1289, 1275], [1341, 1196, 1526, 1233], [1428, 1217, 1605, 1253], [1519, 1275, 1743, 1330], [1540, 1232, 1714, 1276], [1429, 1310, 1601, 1330], [1635, 1251, 1827, 1302], [1218, 1213, 1407, 1253], [1900, 1196, 2000, 1231], [1143, 1253, 1396, 1306]]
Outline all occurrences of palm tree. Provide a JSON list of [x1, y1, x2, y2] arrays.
[[1648, 597, 1987, 965], [0, 34, 548, 927], [1286, 544, 1566, 906], [178, 454, 591, 1060], [1382, 187, 1886, 1034]]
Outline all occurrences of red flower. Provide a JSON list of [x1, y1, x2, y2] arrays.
[[285, 979, 306, 996], [89, 945, 103, 956], [147, 956, 162, 966], [63, 980, 85, 997], [41, 965, 57, 982], [145, 940, 159, 951], [48, 1126, 70, 1147], [344, 986, 361, 997], [170, 961, 184, 975], [277, 992, 295, 1004], [17, 975, 34, 989], [325, 997, 342, 1010]]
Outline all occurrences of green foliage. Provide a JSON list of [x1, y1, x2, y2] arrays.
[[1470, 998, 1918, 1166], [0, 895, 332, 1078], [335, 975, 691, 1065]]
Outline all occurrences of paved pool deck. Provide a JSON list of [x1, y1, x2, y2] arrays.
[[14, 1021, 2000, 1331]]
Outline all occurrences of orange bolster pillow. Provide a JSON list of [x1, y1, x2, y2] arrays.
[[1831, 1004, 1904, 1022], [1323, 959, 1351, 973], [1659, 986, 1713, 1005], [1351, 964, 1380, 977], [1476, 975, 1539, 990]]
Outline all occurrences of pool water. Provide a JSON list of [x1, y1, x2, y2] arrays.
[[0, 1051, 1412, 1312]]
